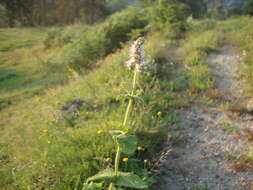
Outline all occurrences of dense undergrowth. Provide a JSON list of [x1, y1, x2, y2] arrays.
[[1, 2, 253, 189]]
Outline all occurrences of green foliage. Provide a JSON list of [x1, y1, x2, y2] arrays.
[[177, 20, 221, 92], [86, 168, 148, 189], [0, 0, 110, 26], [148, 0, 188, 36], [116, 134, 138, 155], [114, 172, 148, 189], [0, 29, 178, 189], [82, 183, 102, 190], [43, 25, 90, 49], [66, 7, 148, 70], [87, 168, 115, 183]]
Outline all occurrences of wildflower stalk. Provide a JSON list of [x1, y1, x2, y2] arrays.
[[114, 141, 120, 176], [108, 183, 113, 190], [109, 70, 138, 190], [108, 37, 146, 190], [123, 67, 138, 127]]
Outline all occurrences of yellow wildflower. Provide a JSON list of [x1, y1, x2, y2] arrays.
[[157, 111, 162, 116], [93, 104, 97, 108], [97, 130, 103, 135], [144, 159, 148, 164], [137, 146, 142, 151], [122, 158, 129, 162]]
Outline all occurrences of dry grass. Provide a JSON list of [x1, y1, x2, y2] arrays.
[[232, 155, 253, 172], [244, 128, 253, 142], [227, 103, 248, 115], [205, 88, 221, 100]]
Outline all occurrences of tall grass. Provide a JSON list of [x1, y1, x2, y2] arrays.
[[177, 19, 222, 92]]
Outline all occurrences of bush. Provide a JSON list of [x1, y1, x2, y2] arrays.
[[148, 0, 188, 37], [66, 7, 148, 70], [43, 25, 89, 49]]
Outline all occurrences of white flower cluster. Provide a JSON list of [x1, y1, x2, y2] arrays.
[[125, 37, 149, 72]]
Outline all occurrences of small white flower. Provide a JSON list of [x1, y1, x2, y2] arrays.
[[125, 37, 149, 73]]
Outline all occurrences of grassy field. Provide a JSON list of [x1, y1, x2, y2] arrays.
[[0, 28, 70, 111], [1, 14, 253, 189], [0, 34, 177, 189]]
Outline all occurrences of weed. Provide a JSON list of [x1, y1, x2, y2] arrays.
[[84, 37, 153, 190], [223, 123, 239, 133], [224, 153, 236, 161], [219, 102, 230, 111], [232, 153, 253, 172]]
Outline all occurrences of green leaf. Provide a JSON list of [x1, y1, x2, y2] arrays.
[[143, 176, 156, 186], [86, 168, 115, 183], [117, 134, 138, 155], [82, 182, 102, 190], [115, 172, 148, 189]]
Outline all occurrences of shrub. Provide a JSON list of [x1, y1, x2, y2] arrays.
[[43, 25, 90, 49], [66, 7, 148, 70], [148, 0, 188, 37]]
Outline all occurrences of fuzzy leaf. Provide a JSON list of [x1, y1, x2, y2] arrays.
[[115, 172, 148, 189], [117, 134, 138, 155], [86, 168, 114, 182], [82, 182, 102, 190]]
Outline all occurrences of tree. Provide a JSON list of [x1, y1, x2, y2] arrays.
[[0, 0, 110, 26], [244, 0, 253, 15], [148, 0, 188, 36]]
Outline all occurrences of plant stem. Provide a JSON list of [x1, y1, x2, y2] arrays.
[[108, 183, 113, 190], [108, 66, 138, 190], [114, 142, 120, 176], [108, 142, 120, 190], [123, 68, 138, 127]]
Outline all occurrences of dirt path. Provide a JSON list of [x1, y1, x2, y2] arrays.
[[153, 46, 253, 190]]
